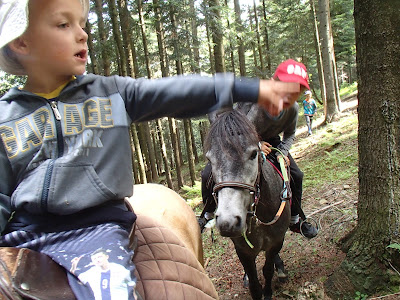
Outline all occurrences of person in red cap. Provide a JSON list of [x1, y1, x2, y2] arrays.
[[199, 59, 318, 239], [273, 59, 310, 90]]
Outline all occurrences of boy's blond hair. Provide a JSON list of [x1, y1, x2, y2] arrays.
[[0, 0, 90, 75]]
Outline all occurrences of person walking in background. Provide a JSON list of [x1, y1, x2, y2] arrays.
[[303, 91, 317, 136]]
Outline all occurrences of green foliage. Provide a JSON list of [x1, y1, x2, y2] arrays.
[[387, 243, 400, 252], [354, 291, 368, 300], [181, 181, 202, 199], [0, 0, 356, 89], [296, 115, 358, 190], [264, 0, 313, 66], [0, 73, 26, 97], [180, 181, 202, 210], [202, 230, 229, 262], [331, 0, 356, 62], [339, 82, 358, 98]]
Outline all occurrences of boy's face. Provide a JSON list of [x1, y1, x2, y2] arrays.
[[19, 0, 88, 79]]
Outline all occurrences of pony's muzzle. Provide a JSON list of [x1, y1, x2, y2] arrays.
[[216, 215, 244, 237]]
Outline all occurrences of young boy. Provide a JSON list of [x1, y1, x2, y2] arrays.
[[0, 0, 300, 299], [303, 90, 317, 135]]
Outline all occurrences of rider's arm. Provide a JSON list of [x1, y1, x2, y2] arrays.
[[115, 74, 299, 122]]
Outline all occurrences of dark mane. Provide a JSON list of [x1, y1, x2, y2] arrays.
[[205, 109, 260, 158]]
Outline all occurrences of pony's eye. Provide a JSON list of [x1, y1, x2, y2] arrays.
[[250, 150, 257, 160]]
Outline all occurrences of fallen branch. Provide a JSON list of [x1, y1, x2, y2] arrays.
[[306, 199, 346, 218], [204, 257, 211, 269], [368, 292, 400, 299]]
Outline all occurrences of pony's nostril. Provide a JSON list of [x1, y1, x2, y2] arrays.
[[235, 216, 242, 228]]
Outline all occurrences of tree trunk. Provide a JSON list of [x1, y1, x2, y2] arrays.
[[136, 0, 158, 182], [233, 0, 246, 76], [169, 3, 183, 75], [153, 0, 168, 77], [223, 0, 236, 74], [184, 18, 196, 73], [107, 0, 126, 76], [309, 0, 326, 116], [189, 120, 199, 163], [86, 21, 99, 74], [184, 119, 196, 186], [152, 0, 184, 188], [248, 6, 259, 74], [93, 0, 110, 75], [143, 122, 158, 182], [253, 0, 265, 78], [128, 129, 139, 184], [199, 121, 208, 160], [151, 130, 162, 176], [202, 1, 216, 74], [156, 119, 173, 189], [325, 1, 400, 298], [138, 122, 157, 182], [188, 0, 201, 73], [131, 124, 147, 184], [261, 0, 272, 77], [329, 19, 342, 112], [318, 0, 338, 122], [168, 118, 184, 188], [208, 0, 226, 73], [118, 0, 138, 78], [137, 0, 152, 79]]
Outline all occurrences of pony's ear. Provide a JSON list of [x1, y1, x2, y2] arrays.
[[245, 104, 261, 124], [207, 111, 218, 124], [208, 107, 233, 124]]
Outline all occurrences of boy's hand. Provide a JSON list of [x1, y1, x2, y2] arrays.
[[260, 141, 272, 156], [258, 80, 301, 116]]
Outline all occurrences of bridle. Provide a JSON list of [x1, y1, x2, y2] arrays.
[[211, 150, 290, 228]]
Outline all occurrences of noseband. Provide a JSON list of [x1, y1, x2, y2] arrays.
[[213, 181, 260, 203]]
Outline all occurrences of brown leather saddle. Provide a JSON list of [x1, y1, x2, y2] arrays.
[[0, 247, 74, 300]]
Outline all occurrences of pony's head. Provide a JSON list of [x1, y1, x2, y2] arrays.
[[205, 109, 260, 237]]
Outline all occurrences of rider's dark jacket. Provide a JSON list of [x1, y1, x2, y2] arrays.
[[0, 73, 259, 233], [236, 102, 298, 157]]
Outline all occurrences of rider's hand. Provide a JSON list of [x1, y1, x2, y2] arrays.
[[257, 80, 301, 116], [260, 141, 272, 156]]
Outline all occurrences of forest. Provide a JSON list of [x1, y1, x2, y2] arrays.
[[0, 0, 399, 299], [0, 0, 355, 189]]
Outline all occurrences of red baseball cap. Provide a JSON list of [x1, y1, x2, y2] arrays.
[[273, 59, 310, 89]]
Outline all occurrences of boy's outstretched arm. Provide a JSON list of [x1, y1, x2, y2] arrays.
[[258, 80, 300, 116]]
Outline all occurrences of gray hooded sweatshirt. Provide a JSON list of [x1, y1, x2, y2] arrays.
[[0, 73, 259, 233]]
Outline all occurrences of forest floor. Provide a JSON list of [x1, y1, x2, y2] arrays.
[[199, 95, 362, 300]]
